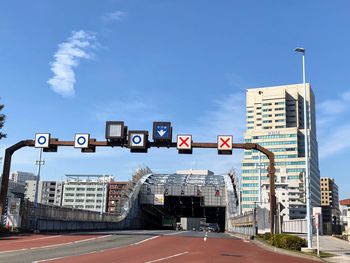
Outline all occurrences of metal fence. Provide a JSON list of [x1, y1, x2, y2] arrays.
[[282, 218, 307, 234], [230, 210, 256, 238]]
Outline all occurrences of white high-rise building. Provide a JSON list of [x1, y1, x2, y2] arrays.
[[241, 84, 320, 220]]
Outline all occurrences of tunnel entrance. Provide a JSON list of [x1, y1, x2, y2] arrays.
[[141, 195, 226, 232]]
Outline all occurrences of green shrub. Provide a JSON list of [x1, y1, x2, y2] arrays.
[[258, 233, 272, 241], [270, 234, 306, 251]]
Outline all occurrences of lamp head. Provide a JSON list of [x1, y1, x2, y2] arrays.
[[294, 47, 305, 53]]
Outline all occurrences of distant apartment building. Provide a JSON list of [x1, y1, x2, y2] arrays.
[[107, 182, 128, 213], [62, 175, 113, 213], [320, 178, 339, 208], [0, 176, 26, 199], [10, 171, 37, 185], [25, 181, 64, 206], [241, 84, 321, 220], [320, 178, 340, 233]]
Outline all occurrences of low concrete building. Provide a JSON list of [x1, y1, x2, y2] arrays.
[[62, 175, 113, 213], [340, 199, 350, 237], [25, 181, 64, 206]]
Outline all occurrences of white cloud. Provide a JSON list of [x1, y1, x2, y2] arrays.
[[317, 88, 350, 159], [195, 92, 246, 141], [47, 30, 96, 97], [102, 11, 127, 22], [319, 124, 350, 159], [318, 89, 350, 116]]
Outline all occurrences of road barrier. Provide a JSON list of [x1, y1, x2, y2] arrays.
[[230, 210, 256, 239], [19, 173, 153, 232]]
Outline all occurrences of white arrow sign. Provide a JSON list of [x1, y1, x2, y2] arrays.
[[157, 130, 166, 137]]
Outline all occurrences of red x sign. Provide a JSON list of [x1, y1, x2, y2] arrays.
[[217, 135, 232, 150], [177, 135, 192, 150]]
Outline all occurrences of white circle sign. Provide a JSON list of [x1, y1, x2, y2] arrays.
[[35, 133, 50, 148], [74, 133, 90, 148]]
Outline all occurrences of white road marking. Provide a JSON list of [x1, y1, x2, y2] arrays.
[[32, 255, 66, 263], [4, 235, 62, 244], [134, 236, 159, 245], [144, 251, 189, 263], [0, 235, 111, 254], [31, 235, 161, 263], [164, 231, 189, 236], [0, 248, 27, 254]]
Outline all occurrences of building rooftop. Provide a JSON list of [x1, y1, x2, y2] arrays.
[[340, 199, 350, 206]]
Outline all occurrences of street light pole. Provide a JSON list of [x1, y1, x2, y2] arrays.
[[34, 148, 44, 206], [295, 47, 312, 248], [34, 148, 44, 232]]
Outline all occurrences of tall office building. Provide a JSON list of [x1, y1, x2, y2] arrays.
[[241, 84, 320, 220]]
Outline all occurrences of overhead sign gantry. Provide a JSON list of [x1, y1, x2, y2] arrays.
[[0, 120, 277, 233]]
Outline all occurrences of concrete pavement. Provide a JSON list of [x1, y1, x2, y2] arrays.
[[298, 234, 350, 263]]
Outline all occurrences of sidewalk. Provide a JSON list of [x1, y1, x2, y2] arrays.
[[298, 234, 350, 263]]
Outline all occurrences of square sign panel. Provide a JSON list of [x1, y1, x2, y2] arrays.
[[153, 122, 172, 141], [128, 131, 148, 152], [218, 135, 232, 155], [35, 133, 50, 148], [217, 135, 233, 150], [105, 121, 125, 140], [74, 133, 90, 148], [177, 135, 192, 150]]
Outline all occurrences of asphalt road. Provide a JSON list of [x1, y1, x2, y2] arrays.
[[0, 230, 318, 263]]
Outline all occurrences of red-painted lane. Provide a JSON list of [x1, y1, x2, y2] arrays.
[[0, 234, 106, 252], [43, 235, 317, 263]]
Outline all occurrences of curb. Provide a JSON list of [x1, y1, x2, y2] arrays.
[[252, 238, 324, 262]]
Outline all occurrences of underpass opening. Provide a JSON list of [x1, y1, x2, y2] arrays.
[[141, 196, 226, 232], [139, 172, 228, 232]]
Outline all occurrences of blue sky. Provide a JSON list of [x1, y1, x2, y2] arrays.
[[1, 1, 350, 198]]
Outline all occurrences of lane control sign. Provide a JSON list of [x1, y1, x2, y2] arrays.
[[74, 133, 90, 148], [218, 135, 233, 150], [153, 122, 172, 141], [128, 131, 148, 152], [35, 133, 50, 148], [177, 135, 192, 150]]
